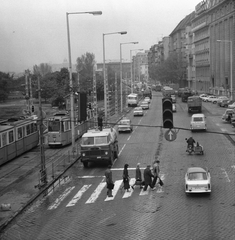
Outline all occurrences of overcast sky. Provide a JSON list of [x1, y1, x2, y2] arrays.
[[0, 0, 201, 73]]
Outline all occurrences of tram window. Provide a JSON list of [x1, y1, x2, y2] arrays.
[[17, 127, 23, 139], [64, 121, 69, 131], [48, 121, 60, 132], [30, 123, 34, 133], [2, 132, 7, 146], [9, 130, 14, 143], [34, 123, 37, 132], [26, 124, 31, 135], [82, 137, 94, 145], [0, 134, 2, 148]]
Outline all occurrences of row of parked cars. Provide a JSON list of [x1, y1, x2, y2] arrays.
[[199, 93, 235, 127]]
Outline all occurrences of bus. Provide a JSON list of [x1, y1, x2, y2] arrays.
[[127, 93, 139, 107]]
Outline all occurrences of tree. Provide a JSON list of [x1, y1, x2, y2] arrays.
[[33, 63, 52, 77], [76, 52, 95, 93], [0, 72, 12, 102], [149, 52, 187, 86]]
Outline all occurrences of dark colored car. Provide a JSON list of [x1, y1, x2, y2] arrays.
[[221, 100, 235, 108]]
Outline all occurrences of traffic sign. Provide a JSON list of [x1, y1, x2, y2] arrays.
[[165, 129, 177, 141]]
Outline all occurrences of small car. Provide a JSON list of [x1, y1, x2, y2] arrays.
[[140, 101, 149, 110], [207, 96, 217, 102], [133, 107, 144, 116], [117, 118, 133, 133], [221, 109, 235, 123], [222, 100, 235, 108], [144, 97, 151, 104], [185, 167, 211, 194], [172, 103, 176, 112], [228, 102, 235, 109], [214, 96, 228, 104], [190, 113, 207, 131], [171, 95, 176, 103]]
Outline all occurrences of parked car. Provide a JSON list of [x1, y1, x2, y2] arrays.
[[133, 107, 144, 116], [144, 97, 151, 104], [221, 100, 235, 108], [221, 109, 235, 123], [171, 95, 176, 103], [140, 101, 149, 110], [213, 96, 228, 104], [231, 116, 235, 128], [199, 94, 207, 99], [117, 117, 133, 133], [185, 167, 211, 194], [228, 102, 235, 109], [190, 113, 207, 131], [207, 96, 217, 102]]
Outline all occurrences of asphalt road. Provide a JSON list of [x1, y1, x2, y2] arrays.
[[1, 92, 235, 240]]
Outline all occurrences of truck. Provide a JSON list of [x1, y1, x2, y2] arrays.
[[182, 90, 193, 102], [143, 88, 152, 99], [187, 96, 202, 113], [80, 127, 119, 167]]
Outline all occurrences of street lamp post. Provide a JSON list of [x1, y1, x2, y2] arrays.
[[120, 42, 138, 112], [217, 40, 233, 100], [103, 31, 127, 120], [66, 11, 102, 154], [130, 49, 143, 93]]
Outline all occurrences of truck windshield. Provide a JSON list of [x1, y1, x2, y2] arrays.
[[81, 136, 108, 145]]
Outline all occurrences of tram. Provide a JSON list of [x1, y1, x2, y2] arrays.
[[0, 117, 39, 165], [47, 112, 79, 147]]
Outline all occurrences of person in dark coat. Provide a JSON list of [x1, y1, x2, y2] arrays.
[[143, 165, 156, 191], [131, 163, 143, 189], [122, 164, 130, 192], [105, 165, 113, 197]]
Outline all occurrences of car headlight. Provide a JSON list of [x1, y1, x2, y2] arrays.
[[82, 153, 86, 156], [105, 151, 108, 155]]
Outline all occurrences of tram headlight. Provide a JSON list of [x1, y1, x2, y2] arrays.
[[105, 151, 108, 155], [82, 153, 86, 157]]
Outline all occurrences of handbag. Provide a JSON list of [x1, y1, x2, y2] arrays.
[[108, 182, 114, 189]]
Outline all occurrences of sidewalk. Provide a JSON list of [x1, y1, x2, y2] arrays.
[[0, 111, 127, 232]]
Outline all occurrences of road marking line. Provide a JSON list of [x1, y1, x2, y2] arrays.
[[104, 180, 122, 201], [118, 144, 126, 156], [221, 128, 228, 132], [86, 182, 106, 204], [122, 178, 135, 198], [66, 185, 91, 207], [221, 168, 230, 182], [48, 186, 75, 210], [77, 176, 104, 178]]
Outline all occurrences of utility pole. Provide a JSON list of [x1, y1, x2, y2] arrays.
[[37, 75, 47, 187]]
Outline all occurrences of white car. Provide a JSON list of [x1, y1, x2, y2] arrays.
[[206, 96, 217, 102], [228, 102, 235, 109], [171, 95, 176, 103], [200, 95, 209, 101], [118, 118, 133, 133], [185, 167, 211, 194], [144, 97, 151, 104], [190, 113, 207, 131], [172, 103, 176, 112], [140, 101, 149, 110], [133, 107, 144, 116], [199, 94, 207, 99]]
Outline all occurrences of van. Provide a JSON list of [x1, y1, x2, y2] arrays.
[[190, 114, 207, 131]]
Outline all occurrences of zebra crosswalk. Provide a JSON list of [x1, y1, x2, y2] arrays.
[[47, 175, 165, 210]]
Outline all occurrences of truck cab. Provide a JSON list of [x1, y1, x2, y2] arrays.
[[80, 127, 119, 167]]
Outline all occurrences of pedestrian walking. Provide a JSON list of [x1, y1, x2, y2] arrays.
[[152, 160, 160, 186], [131, 163, 143, 189], [122, 164, 130, 192], [105, 165, 114, 197], [143, 165, 156, 191]]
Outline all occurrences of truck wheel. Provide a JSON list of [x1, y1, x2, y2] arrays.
[[83, 162, 89, 168]]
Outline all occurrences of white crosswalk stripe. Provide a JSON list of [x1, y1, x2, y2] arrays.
[[122, 178, 135, 198], [48, 186, 75, 210], [46, 174, 165, 210], [86, 182, 106, 204], [66, 184, 91, 207]]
